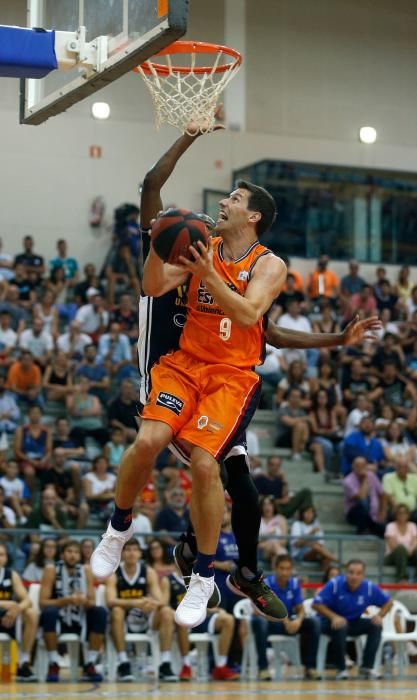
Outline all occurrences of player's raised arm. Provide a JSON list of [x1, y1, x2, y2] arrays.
[[142, 222, 188, 297], [266, 315, 382, 349]]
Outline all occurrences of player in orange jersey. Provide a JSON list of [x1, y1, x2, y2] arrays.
[[92, 170, 288, 625]]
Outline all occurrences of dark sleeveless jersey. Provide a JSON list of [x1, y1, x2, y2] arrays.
[[53, 560, 86, 627], [168, 572, 186, 610], [0, 567, 13, 601], [116, 561, 148, 600]]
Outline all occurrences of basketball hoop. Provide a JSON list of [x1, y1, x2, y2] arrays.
[[133, 41, 242, 135]]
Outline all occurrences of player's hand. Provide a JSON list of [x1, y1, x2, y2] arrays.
[[342, 315, 382, 345], [177, 238, 214, 279], [185, 104, 225, 136], [331, 614, 347, 629], [141, 598, 159, 613], [283, 618, 302, 634], [2, 604, 20, 627], [371, 614, 383, 626]]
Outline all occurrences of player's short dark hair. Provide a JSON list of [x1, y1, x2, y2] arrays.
[[275, 554, 293, 567], [346, 558, 365, 570], [123, 538, 141, 551], [62, 539, 81, 553], [236, 179, 277, 237]]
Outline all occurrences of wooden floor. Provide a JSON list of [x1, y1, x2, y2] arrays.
[[1, 679, 417, 700]]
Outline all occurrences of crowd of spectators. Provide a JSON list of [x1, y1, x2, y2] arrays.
[[0, 234, 416, 681]]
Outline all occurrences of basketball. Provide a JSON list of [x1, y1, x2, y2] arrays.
[[151, 208, 210, 265]]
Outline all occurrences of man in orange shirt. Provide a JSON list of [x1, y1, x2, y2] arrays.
[[307, 255, 340, 305], [6, 350, 43, 407]]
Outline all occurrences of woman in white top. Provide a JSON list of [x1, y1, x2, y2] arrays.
[[33, 289, 59, 338], [290, 505, 335, 570], [82, 455, 116, 523], [381, 422, 417, 472], [384, 504, 417, 582], [258, 496, 288, 566]]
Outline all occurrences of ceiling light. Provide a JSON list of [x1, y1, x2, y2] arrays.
[[91, 102, 110, 120], [359, 126, 377, 144]]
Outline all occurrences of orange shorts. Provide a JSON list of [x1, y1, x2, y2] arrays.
[[141, 349, 261, 461]]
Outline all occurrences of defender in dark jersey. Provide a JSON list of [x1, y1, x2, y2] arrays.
[[0, 542, 38, 681], [39, 540, 107, 683], [106, 538, 177, 682]]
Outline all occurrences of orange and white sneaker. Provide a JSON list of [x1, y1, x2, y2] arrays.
[[179, 664, 192, 681], [212, 665, 240, 681]]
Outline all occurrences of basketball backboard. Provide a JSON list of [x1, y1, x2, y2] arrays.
[[20, 0, 189, 125]]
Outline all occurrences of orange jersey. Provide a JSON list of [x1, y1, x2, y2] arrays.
[[180, 237, 274, 369]]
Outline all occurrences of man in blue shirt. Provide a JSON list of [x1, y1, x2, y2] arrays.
[[341, 416, 385, 475], [252, 555, 320, 681], [213, 506, 240, 613], [313, 559, 392, 679]]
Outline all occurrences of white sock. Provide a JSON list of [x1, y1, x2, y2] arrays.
[[182, 655, 190, 666], [20, 652, 30, 664], [87, 650, 99, 665], [160, 651, 171, 664], [217, 655, 227, 668], [118, 651, 128, 663], [48, 651, 60, 664]]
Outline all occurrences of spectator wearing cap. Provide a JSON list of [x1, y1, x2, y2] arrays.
[[0, 310, 17, 369], [341, 260, 366, 297], [6, 350, 43, 408], [75, 289, 109, 340], [75, 344, 110, 404], [343, 457, 386, 537], [341, 416, 385, 476], [307, 255, 340, 305], [49, 238, 79, 285]]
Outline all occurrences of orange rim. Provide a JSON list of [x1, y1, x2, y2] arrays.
[[133, 40, 242, 76]]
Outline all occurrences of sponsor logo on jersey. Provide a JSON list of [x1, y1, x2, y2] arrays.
[[197, 415, 209, 430], [173, 313, 186, 328], [156, 392, 184, 416], [238, 271, 249, 281]]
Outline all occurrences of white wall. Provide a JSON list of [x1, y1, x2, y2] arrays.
[[1, 0, 417, 270]]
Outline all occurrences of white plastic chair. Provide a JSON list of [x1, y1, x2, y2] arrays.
[[233, 599, 258, 680], [189, 615, 220, 681], [30, 582, 81, 682], [374, 600, 417, 677]]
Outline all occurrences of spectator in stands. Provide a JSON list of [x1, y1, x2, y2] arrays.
[[52, 417, 86, 468], [14, 235, 45, 283], [341, 358, 379, 411], [66, 376, 109, 447], [373, 333, 405, 375], [107, 378, 138, 443], [22, 537, 58, 583], [13, 263, 37, 309], [75, 289, 109, 341], [82, 455, 116, 523], [252, 554, 321, 681], [137, 474, 160, 525], [80, 538, 95, 565], [258, 495, 288, 566], [0, 284, 27, 332], [103, 427, 126, 471], [0, 237, 15, 282], [0, 542, 38, 681], [372, 266, 388, 299], [312, 559, 392, 679], [277, 300, 318, 372], [27, 486, 69, 530], [154, 488, 189, 546], [381, 422, 417, 470], [383, 457, 417, 522], [374, 279, 398, 316], [97, 321, 132, 377], [310, 358, 345, 422], [75, 343, 110, 403], [49, 238, 79, 285], [74, 263, 105, 306], [162, 571, 239, 681], [14, 405, 52, 490], [256, 344, 284, 396], [307, 255, 339, 306], [254, 455, 313, 519], [44, 266, 71, 308], [57, 320, 91, 362], [343, 457, 386, 536], [312, 302, 342, 359], [281, 256, 304, 292], [384, 504, 417, 582], [39, 539, 107, 682], [147, 538, 176, 580], [376, 308, 401, 340], [41, 448, 89, 528], [343, 284, 377, 322], [0, 372, 20, 434], [341, 260, 366, 296], [276, 360, 312, 410], [309, 389, 343, 479], [341, 416, 385, 476], [373, 362, 416, 419], [395, 265, 414, 305], [0, 484, 18, 527], [111, 293, 138, 345], [344, 393, 370, 437], [246, 429, 262, 472], [33, 289, 59, 339], [0, 460, 30, 524], [0, 310, 17, 369], [276, 387, 325, 469], [290, 505, 335, 570], [132, 495, 153, 550], [42, 351, 74, 404], [405, 285, 417, 318], [405, 338, 417, 381], [19, 317, 53, 370], [213, 506, 240, 612], [270, 272, 306, 320], [106, 538, 177, 682]]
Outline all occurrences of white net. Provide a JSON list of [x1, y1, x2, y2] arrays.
[[138, 47, 241, 135]]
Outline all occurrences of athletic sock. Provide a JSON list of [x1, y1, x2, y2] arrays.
[[217, 655, 227, 668], [87, 650, 99, 665], [48, 651, 60, 664], [110, 505, 133, 532], [194, 552, 215, 578], [20, 652, 30, 664], [118, 651, 128, 663], [182, 655, 191, 666], [160, 651, 171, 664]]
